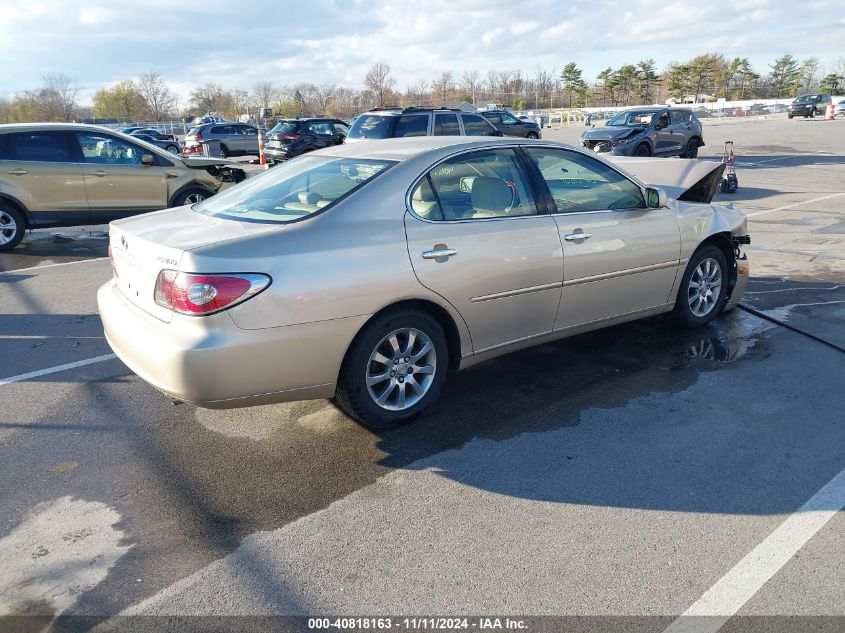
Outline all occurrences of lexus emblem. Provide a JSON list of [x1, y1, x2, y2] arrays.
[[120, 236, 128, 250]]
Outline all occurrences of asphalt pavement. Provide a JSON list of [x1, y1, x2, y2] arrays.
[[1, 118, 843, 632]]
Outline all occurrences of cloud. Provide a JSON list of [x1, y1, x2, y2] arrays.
[[79, 7, 116, 24]]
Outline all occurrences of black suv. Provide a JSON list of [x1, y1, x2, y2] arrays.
[[788, 93, 832, 119], [264, 118, 350, 161], [479, 109, 541, 138], [346, 107, 502, 142]]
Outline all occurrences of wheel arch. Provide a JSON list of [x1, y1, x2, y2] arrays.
[[695, 231, 739, 302], [168, 182, 217, 208]]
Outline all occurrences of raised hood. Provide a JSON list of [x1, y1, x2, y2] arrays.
[[605, 157, 726, 204], [109, 206, 281, 322], [582, 126, 641, 141]]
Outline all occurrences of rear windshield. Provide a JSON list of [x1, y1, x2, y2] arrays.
[[187, 127, 203, 136], [193, 156, 396, 223], [348, 114, 397, 139], [269, 121, 298, 134]]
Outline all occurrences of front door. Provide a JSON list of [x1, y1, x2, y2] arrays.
[[72, 131, 169, 222], [404, 147, 563, 353], [522, 146, 680, 330]]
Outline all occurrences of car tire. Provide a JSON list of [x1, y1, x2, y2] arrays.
[[219, 144, 229, 158], [682, 138, 700, 158], [335, 309, 448, 429], [788, 114, 793, 119], [635, 143, 652, 157], [673, 245, 728, 328], [164, 144, 180, 155], [526, 132, 539, 139], [0, 204, 25, 251], [172, 188, 211, 207], [809, 110, 815, 118]]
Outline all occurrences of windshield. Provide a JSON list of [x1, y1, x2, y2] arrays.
[[269, 121, 298, 134], [607, 111, 658, 127], [348, 114, 398, 139], [194, 156, 396, 223], [794, 95, 819, 103]]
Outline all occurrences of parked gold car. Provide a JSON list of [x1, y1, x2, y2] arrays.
[[0, 123, 246, 250], [98, 137, 750, 428]]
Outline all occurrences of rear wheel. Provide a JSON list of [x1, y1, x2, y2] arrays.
[[335, 309, 448, 428], [164, 144, 180, 155], [682, 138, 700, 158], [634, 143, 651, 157], [0, 204, 25, 251], [788, 114, 793, 119], [673, 245, 728, 328], [219, 144, 229, 158]]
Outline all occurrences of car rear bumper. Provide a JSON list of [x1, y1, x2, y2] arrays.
[[264, 146, 291, 160], [98, 278, 367, 408]]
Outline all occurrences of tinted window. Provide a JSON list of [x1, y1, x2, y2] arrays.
[[420, 149, 537, 220], [480, 112, 503, 125], [8, 131, 71, 162], [394, 114, 429, 137], [210, 125, 230, 134], [307, 122, 334, 135], [348, 114, 397, 139], [0, 134, 9, 160], [195, 156, 395, 223], [269, 121, 298, 134], [76, 133, 148, 165], [500, 111, 520, 125], [333, 122, 350, 137], [670, 111, 689, 125], [461, 114, 497, 136], [240, 126, 257, 135], [525, 147, 645, 212], [433, 113, 460, 136]]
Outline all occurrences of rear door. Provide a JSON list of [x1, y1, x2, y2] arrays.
[[433, 113, 460, 136], [669, 111, 692, 152], [72, 131, 170, 222], [239, 125, 259, 154], [331, 121, 349, 144], [404, 147, 563, 352], [305, 121, 338, 150], [0, 130, 89, 224], [523, 146, 680, 329]]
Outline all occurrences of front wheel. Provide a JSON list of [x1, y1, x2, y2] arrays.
[[0, 205, 25, 251], [219, 144, 229, 158], [788, 114, 793, 119], [335, 310, 448, 428], [673, 245, 728, 328], [634, 143, 652, 157], [164, 144, 180, 155], [173, 188, 210, 206]]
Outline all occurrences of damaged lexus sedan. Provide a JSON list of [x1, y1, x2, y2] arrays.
[[0, 123, 246, 250], [98, 137, 749, 428]]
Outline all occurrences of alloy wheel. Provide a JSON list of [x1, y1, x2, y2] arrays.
[[366, 327, 437, 411], [184, 192, 206, 204], [687, 257, 723, 317], [0, 210, 18, 246]]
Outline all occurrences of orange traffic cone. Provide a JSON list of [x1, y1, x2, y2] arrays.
[[258, 127, 269, 169], [826, 103, 835, 120]]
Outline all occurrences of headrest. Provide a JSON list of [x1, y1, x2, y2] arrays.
[[413, 184, 435, 201], [299, 191, 321, 204], [471, 177, 512, 212]]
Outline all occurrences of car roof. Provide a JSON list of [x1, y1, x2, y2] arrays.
[[312, 136, 538, 162], [0, 122, 148, 134]]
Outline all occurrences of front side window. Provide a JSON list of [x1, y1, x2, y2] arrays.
[[524, 147, 645, 212], [241, 126, 257, 135], [461, 114, 497, 136], [433, 113, 460, 136], [333, 122, 350, 137], [410, 148, 537, 221], [8, 131, 72, 163], [76, 133, 147, 165], [195, 156, 395, 223], [394, 114, 429, 137], [500, 112, 520, 125]]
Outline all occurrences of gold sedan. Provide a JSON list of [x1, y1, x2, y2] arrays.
[[98, 137, 750, 428]]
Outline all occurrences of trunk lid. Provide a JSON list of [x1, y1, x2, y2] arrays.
[[109, 206, 281, 321]]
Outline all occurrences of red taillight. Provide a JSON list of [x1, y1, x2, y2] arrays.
[[281, 133, 300, 141], [154, 271, 270, 315], [194, 131, 203, 140]]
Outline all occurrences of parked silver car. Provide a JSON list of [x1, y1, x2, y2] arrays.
[[580, 107, 704, 158], [184, 122, 260, 157], [98, 137, 749, 428]]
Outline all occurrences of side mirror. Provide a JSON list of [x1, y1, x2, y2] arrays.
[[141, 154, 155, 166], [491, 129, 504, 137], [655, 119, 668, 129], [646, 187, 667, 209]]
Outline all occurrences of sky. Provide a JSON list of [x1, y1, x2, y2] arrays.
[[0, 0, 843, 104]]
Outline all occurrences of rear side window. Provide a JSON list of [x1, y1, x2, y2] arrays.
[[307, 122, 335, 135], [210, 126, 229, 134], [433, 113, 460, 135], [670, 111, 690, 125], [461, 114, 496, 136], [348, 115, 397, 139], [187, 127, 203, 136], [8, 131, 72, 162], [394, 114, 429, 137]]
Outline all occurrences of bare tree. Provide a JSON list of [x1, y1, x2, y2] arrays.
[[190, 82, 226, 113], [137, 71, 178, 121], [460, 70, 481, 103], [404, 79, 429, 106], [313, 84, 337, 114], [364, 63, 396, 107], [42, 73, 78, 121], [252, 80, 277, 110], [431, 72, 454, 105]]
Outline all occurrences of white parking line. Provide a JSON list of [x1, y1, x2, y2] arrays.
[[664, 465, 845, 633], [746, 192, 845, 217], [0, 354, 117, 387], [0, 257, 108, 276]]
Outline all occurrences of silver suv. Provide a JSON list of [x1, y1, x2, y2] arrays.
[[580, 107, 704, 158], [184, 122, 260, 157], [346, 107, 503, 142]]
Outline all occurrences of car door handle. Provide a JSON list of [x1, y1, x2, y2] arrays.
[[564, 232, 592, 241], [165, 172, 180, 178], [422, 248, 457, 259], [89, 170, 109, 177], [7, 169, 27, 175]]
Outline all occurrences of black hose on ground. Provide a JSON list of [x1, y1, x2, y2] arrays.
[[737, 302, 845, 355]]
